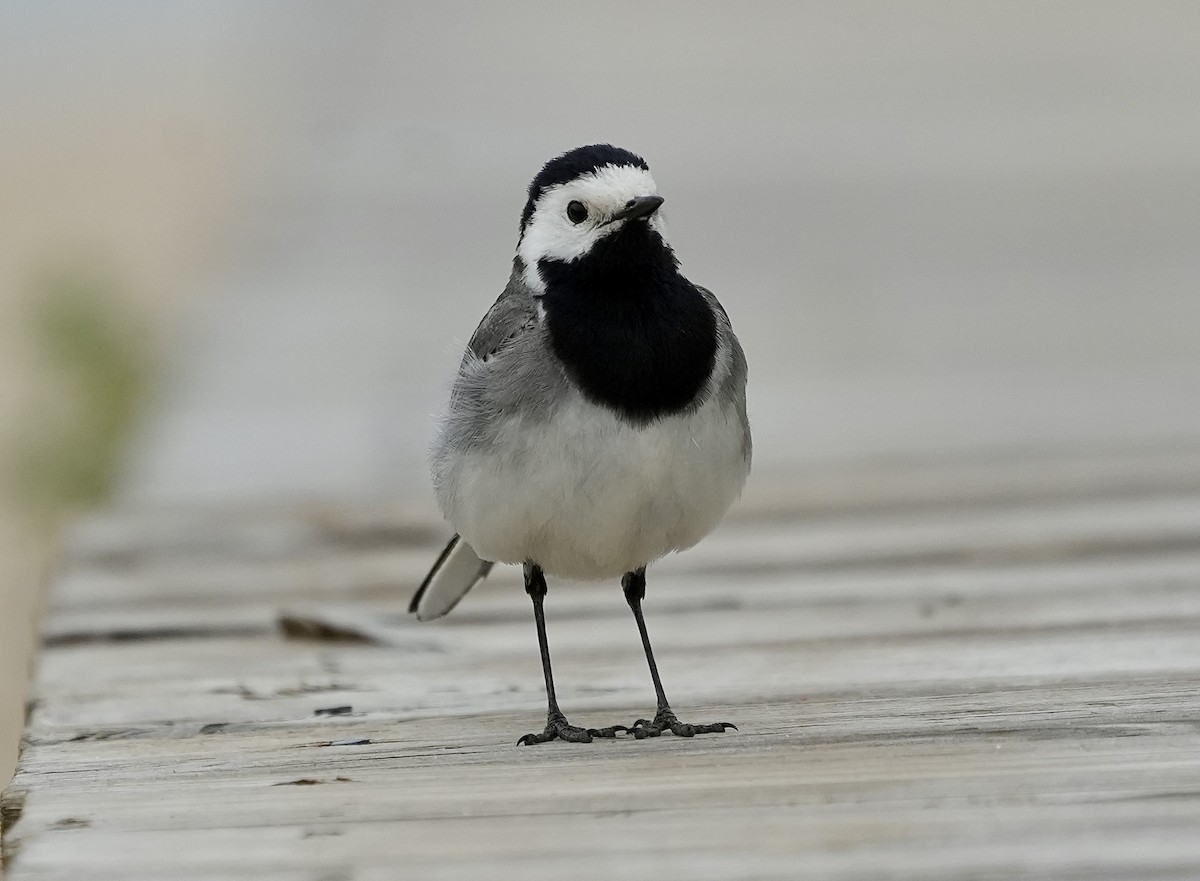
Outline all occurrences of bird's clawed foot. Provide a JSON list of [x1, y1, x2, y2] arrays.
[[517, 710, 597, 745], [627, 707, 736, 739], [515, 708, 734, 744]]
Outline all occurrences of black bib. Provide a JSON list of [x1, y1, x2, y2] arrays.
[[539, 223, 717, 423]]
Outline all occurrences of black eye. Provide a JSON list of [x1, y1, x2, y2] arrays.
[[566, 200, 588, 224]]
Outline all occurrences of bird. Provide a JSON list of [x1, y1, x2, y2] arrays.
[[410, 144, 751, 745]]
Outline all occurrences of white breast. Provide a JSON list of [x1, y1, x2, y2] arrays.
[[442, 391, 749, 580]]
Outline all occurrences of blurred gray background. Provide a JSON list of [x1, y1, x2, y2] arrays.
[[3, 1, 1200, 784], [99, 2, 1200, 507]]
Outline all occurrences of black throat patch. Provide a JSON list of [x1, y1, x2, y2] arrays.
[[538, 222, 718, 423]]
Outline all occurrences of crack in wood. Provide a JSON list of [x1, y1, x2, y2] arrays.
[[271, 777, 353, 786], [43, 623, 268, 648]]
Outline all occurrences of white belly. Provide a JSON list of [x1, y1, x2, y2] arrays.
[[441, 393, 749, 580]]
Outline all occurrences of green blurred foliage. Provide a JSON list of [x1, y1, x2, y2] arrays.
[[3, 268, 151, 532]]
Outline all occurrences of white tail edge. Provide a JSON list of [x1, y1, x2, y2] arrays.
[[409, 534, 494, 621]]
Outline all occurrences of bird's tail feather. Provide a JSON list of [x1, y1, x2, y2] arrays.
[[409, 534, 493, 621]]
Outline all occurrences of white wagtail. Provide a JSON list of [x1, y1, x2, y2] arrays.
[[411, 144, 751, 744]]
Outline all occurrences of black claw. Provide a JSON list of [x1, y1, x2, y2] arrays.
[[517, 714, 594, 746], [624, 710, 736, 740]]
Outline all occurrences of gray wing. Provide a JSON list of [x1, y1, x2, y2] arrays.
[[423, 261, 561, 611], [433, 260, 567, 469], [696, 285, 752, 465], [463, 261, 540, 363]]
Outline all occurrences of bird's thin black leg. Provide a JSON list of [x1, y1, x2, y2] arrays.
[[516, 563, 606, 745], [621, 568, 737, 740]]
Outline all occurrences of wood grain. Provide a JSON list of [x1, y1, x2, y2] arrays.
[[5, 451, 1200, 879]]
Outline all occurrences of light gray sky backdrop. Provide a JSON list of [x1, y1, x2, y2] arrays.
[[5, 2, 1200, 508]]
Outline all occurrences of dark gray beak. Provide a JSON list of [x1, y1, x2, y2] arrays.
[[609, 195, 664, 223]]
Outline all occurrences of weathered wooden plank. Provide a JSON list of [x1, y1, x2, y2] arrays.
[[11, 723, 1200, 878], [37, 547, 1200, 653], [6, 469, 1200, 879], [14, 796, 1200, 878], [22, 601, 1200, 735], [46, 490, 1200, 616]]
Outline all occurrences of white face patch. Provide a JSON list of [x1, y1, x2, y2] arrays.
[[517, 164, 667, 293]]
